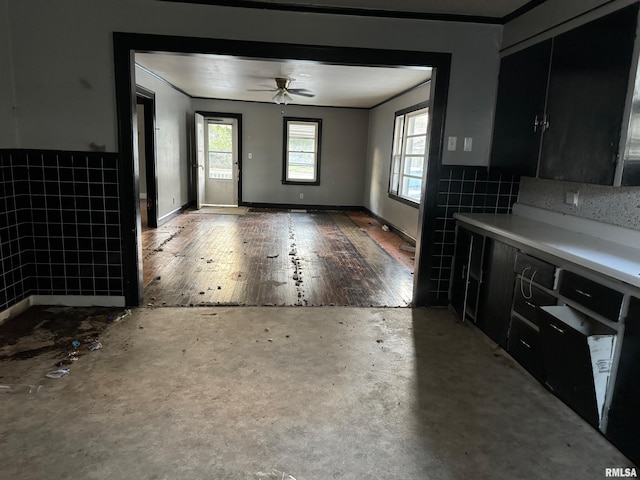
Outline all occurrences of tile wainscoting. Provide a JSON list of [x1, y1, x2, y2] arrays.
[[0, 150, 124, 311]]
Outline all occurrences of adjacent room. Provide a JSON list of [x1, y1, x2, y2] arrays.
[[1, 0, 639, 478], [133, 52, 432, 307]]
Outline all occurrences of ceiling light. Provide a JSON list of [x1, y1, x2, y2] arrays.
[[272, 90, 290, 105]]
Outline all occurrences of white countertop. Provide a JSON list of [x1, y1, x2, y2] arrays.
[[454, 205, 640, 289]]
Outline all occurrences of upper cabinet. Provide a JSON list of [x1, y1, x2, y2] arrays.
[[490, 3, 640, 185]]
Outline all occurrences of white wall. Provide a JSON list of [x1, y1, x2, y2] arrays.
[[364, 83, 431, 239], [135, 66, 191, 219], [193, 99, 369, 206], [1, 0, 502, 170]]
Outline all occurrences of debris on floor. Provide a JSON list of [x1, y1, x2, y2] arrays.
[[256, 471, 297, 480], [45, 368, 69, 379], [0, 384, 44, 394], [381, 224, 390, 232], [399, 244, 416, 253], [109, 309, 131, 323]]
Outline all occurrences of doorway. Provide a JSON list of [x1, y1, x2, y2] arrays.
[[115, 35, 451, 306], [136, 86, 158, 229], [195, 112, 243, 209]]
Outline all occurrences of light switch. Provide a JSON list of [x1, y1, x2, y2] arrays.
[[447, 136, 457, 151], [565, 191, 579, 206], [248, 153, 253, 159], [464, 137, 473, 152]]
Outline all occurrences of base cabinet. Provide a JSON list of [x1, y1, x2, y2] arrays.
[[476, 239, 517, 348], [539, 306, 616, 428], [606, 296, 640, 465]]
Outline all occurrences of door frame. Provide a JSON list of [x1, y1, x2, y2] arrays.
[[196, 111, 243, 207], [136, 85, 158, 228], [114, 33, 450, 306]]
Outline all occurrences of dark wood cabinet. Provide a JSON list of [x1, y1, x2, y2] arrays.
[[508, 315, 546, 382], [476, 238, 517, 348], [539, 305, 616, 428], [450, 226, 484, 323], [606, 296, 640, 465], [539, 4, 638, 184], [490, 40, 551, 177], [490, 3, 640, 185]]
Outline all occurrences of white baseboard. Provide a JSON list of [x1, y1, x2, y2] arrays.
[[0, 295, 126, 325]]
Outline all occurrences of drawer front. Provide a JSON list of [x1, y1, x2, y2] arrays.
[[514, 252, 556, 289], [508, 316, 545, 382], [559, 270, 623, 322], [513, 280, 557, 326]]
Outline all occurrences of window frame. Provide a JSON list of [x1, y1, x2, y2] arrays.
[[282, 117, 322, 186], [388, 102, 430, 207]]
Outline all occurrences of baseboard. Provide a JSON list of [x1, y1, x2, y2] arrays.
[[157, 201, 194, 226], [0, 297, 31, 326], [361, 207, 416, 245], [30, 295, 126, 307], [239, 201, 361, 211], [0, 295, 126, 325]]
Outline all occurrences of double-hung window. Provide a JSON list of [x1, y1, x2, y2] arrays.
[[389, 104, 430, 204], [282, 117, 322, 185]]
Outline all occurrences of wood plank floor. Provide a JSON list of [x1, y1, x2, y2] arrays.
[[142, 209, 414, 307]]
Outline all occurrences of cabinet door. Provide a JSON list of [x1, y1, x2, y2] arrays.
[[539, 309, 602, 427], [539, 4, 639, 184], [476, 238, 517, 348], [607, 296, 640, 465], [450, 227, 472, 318], [490, 40, 551, 176]]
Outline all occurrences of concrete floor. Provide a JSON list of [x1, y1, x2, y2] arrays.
[[0, 306, 632, 479]]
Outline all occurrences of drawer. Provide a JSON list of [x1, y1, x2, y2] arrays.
[[514, 252, 556, 289], [508, 316, 545, 382], [513, 279, 557, 326], [559, 270, 623, 322]]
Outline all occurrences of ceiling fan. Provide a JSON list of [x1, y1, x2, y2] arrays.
[[250, 77, 315, 104]]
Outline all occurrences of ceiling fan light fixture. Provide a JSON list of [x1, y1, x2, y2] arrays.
[[272, 90, 290, 105]]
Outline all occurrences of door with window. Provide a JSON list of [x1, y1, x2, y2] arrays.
[[204, 118, 238, 206]]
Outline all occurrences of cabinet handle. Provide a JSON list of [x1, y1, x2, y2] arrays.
[[524, 300, 536, 309], [519, 339, 532, 349], [541, 114, 550, 132], [550, 323, 565, 334], [533, 115, 540, 133], [574, 288, 592, 298]]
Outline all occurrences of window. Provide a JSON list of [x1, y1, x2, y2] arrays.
[[283, 117, 322, 185], [389, 105, 429, 204], [207, 122, 233, 180]]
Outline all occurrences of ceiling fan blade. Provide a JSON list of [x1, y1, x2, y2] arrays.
[[289, 90, 315, 98], [247, 88, 277, 92]]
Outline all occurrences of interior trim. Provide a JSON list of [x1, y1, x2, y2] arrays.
[[114, 32, 451, 306], [157, 0, 503, 24]]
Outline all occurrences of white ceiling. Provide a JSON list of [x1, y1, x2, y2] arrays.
[[135, 53, 432, 108]]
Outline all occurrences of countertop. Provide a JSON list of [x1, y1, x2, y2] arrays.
[[454, 205, 640, 290]]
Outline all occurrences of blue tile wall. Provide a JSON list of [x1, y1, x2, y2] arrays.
[[430, 166, 520, 305], [0, 150, 124, 311]]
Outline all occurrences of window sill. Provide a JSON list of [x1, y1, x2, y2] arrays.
[[283, 180, 321, 186], [388, 193, 420, 208]]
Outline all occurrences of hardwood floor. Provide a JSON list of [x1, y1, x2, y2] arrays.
[[142, 209, 415, 307]]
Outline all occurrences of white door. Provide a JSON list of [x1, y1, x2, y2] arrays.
[[195, 112, 206, 209], [205, 118, 238, 206]]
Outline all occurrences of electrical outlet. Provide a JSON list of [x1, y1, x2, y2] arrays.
[[464, 137, 473, 152], [447, 136, 457, 151], [300, 193, 304, 199]]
